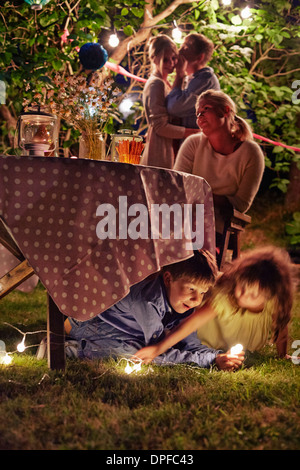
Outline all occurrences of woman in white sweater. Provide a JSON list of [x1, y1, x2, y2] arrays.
[[140, 35, 199, 169], [174, 90, 265, 234]]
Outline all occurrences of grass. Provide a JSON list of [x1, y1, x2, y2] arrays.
[[0, 192, 299, 451]]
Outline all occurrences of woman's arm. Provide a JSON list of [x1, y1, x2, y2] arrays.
[[133, 303, 217, 363]]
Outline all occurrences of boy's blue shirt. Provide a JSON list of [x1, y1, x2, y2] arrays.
[[81, 274, 221, 367]]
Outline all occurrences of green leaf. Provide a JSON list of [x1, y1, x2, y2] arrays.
[[231, 15, 242, 26], [121, 8, 129, 16], [123, 25, 133, 36]]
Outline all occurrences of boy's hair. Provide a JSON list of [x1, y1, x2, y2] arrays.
[[162, 250, 218, 286], [184, 33, 214, 64], [216, 246, 297, 340]]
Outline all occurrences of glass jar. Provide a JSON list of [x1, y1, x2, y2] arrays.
[[110, 129, 144, 164]]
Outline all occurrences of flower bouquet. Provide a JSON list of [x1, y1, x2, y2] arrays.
[[23, 70, 122, 160]]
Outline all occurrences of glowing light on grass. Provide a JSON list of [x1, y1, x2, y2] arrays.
[[230, 344, 243, 355], [124, 359, 142, 375], [17, 336, 26, 353], [2, 353, 13, 365]]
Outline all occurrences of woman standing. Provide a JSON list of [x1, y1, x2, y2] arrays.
[[141, 35, 199, 169]]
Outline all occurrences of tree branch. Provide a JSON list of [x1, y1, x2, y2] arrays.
[[110, 0, 196, 64]]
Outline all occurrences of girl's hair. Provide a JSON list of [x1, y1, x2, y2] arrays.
[[215, 246, 297, 341], [148, 34, 178, 76], [196, 90, 253, 141], [184, 33, 215, 64], [162, 250, 218, 287]]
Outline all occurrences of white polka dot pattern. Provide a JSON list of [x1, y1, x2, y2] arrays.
[[0, 156, 215, 320]]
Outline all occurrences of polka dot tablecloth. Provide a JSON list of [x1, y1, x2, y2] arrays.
[[0, 156, 215, 320]]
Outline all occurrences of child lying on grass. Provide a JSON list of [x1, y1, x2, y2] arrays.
[[64, 250, 244, 371], [133, 246, 296, 364]]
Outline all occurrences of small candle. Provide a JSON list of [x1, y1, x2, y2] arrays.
[[230, 344, 243, 355]]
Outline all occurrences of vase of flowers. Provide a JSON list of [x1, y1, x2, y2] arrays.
[[79, 131, 106, 161], [23, 70, 121, 160]]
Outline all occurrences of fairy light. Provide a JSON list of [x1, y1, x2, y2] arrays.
[[109, 33, 120, 48], [241, 6, 252, 19], [1, 353, 13, 365], [230, 344, 243, 355], [17, 336, 26, 353], [172, 21, 182, 43], [124, 359, 142, 375]]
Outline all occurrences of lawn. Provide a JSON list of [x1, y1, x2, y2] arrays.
[[0, 192, 299, 451]]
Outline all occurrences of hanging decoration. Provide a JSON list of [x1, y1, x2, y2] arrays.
[[24, 0, 51, 10], [79, 42, 108, 71]]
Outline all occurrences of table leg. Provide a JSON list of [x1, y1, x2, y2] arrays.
[[47, 294, 65, 371]]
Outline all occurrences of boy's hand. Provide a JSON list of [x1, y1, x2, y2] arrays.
[[215, 351, 245, 371], [131, 344, 160, 364]]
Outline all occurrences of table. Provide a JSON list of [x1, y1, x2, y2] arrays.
[[0, 155, 215, 369]]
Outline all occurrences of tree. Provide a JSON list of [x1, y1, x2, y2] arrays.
[[0, 0, 299, 212]]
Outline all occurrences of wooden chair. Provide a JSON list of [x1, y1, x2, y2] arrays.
[[217, 208, 251, 271], [0, 218, 65, 370]]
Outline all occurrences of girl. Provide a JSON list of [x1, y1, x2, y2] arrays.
[[133, 246, 296, 363], [173, 90, 265, 234], [140, 34, 199, 169]]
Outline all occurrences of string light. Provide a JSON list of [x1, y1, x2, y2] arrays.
[[172, 21, 182, 43], [241, 6, 252, 19], [109, 33, 120, 48], [17, 336, 26, 353], [1, 353, 13, 365], [124, 359, 142, 375], [230, 344, 243, 355]]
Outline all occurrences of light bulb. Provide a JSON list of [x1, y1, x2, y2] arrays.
[[17, 336, 26, 353], [1, 353, 13, 365], [241, 6, 252, 19], [109, 34, 119, 48], [119, 98, 133, 115], [132, 362, 141, 372], [172, 27, 182, 43], [230, 344, 243, 355], [125, 363, 133, 374]]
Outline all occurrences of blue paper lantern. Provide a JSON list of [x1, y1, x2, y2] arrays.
[[24, 0, 51, 9], [79, 43, 109, 71]]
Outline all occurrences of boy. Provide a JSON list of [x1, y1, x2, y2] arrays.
[[167, 33, 220, 129], [65, 251, 244, 370]]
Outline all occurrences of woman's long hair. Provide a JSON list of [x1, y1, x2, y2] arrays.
[[214, 246, 297, 341], [148, 34, 178, 77], [196, 90, 253, 141]]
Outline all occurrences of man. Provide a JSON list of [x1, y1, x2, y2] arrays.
[[167, 33, 220, 129]]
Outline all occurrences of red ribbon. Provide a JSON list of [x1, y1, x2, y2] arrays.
[[105, 62, 147, 83], [252, 133, 300, 152]]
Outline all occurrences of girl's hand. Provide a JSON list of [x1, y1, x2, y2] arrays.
[[131, 344, 160, 364], [215, 351, 245, 371]]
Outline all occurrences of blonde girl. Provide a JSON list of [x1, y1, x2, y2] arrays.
[[134, 246, 296, 363]]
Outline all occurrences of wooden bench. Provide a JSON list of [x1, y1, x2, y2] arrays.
[[0, 218, 65, 370], [218, 209, 252, 270]]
